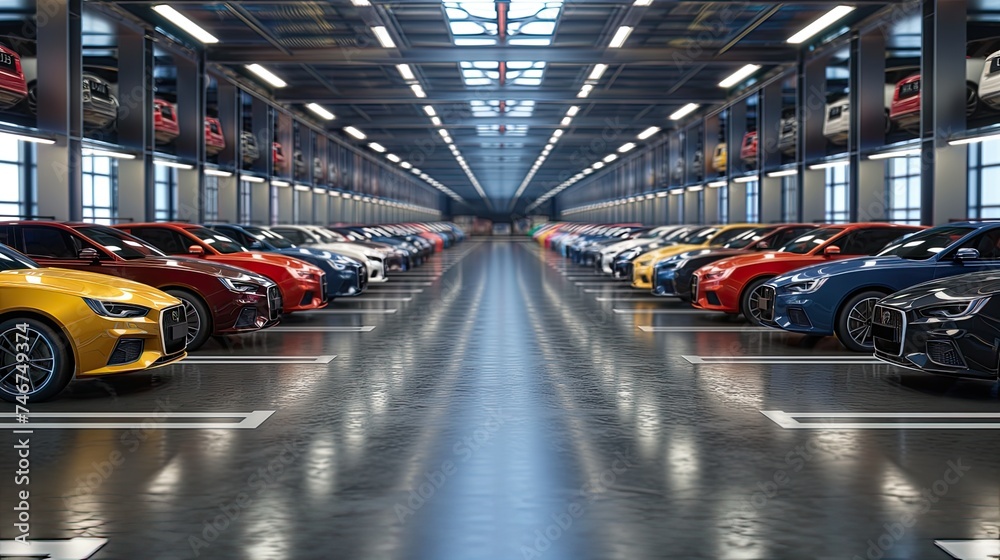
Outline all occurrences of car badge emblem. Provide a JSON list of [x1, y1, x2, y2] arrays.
[[882, 311, 891, 324], [172, 309, 180, 322]]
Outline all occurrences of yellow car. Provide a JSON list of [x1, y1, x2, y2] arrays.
[[0, 245, 187, 402], [631, 223, 759, 289], [712, 143, 727, 173]]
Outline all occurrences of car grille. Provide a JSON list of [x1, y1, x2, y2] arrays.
[[872, 305, 905, 356], [757, 285, 775, 322], [357, 264, 368, 291], [267, 286, 282, 320], [926, 339, 966, 368], [108, 339, 143, 365], [160, 305, 187, 355], [690, 276, 699, 301], [318, 273, 326, 301]]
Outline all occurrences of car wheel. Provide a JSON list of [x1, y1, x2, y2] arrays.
[[883, 108, 893, 134], [0, 318, 73, 403], [966, 81, 980, 117], [740, 277, 774, 326], [835, 290, 885, 352], [165, 290, 211, 351]]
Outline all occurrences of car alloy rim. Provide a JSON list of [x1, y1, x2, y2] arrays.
[[0, 326, 56, 396], [180, 299, 202, 344], [846, 297, 880, 347], [747, 286, 768, 323]]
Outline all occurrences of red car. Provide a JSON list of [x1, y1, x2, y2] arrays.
[[740, 131, 757, 162], [0, 45, 27, 109], [690, 223, 925, 323], [154, 98, 179, 144], [273, 142, 285, 167], [205, 117, 225, 155], [116, 223, 327, 313], [0, 222, 280, 350]]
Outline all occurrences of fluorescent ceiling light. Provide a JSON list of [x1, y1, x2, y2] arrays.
[[669, 103, 699, 120], [240, 174, 266, 183], [634, 0, 653, 5], [340, 192, 352, 198], [0, 131, 55, 145], [400, 161, 413, 169], [868, 148, 921, 160], [351, 0, 371, 5], [313, 187, 326, 194], [808, 160, 849, 169], [245, 64, 287, 88], [430, 116, 442, 126], [369, 142, 386, 153], [154, 159, 193, 170], [949, 132, 1000, 145], [583, 168, 594, 175], [787, 6, 856, 44], [305, 103, 336, 121], [603, 153, 618, 163], [387, 153, 401, 162], [588, 64, 608, 81], [566, 106, 580, 117], [656, 191, 668, 197], [733, 175, 759, 183], [577, 84, 594, 98], [397, 64, 415, 81], [637, 126, 661, 140], [82, 148, 135, 159], [766, 169, 798, 177], [552, 129, 564, 138], [561, 117, 572, 126], [328, 190, 338, 196], [592, 161, 605, 169], [423, 105, 437, 116], [618, 142, 636, 153], [410, 84, 427, 98], [718, 64, 761, 88], [609, 26, 633, 48], [272, 180, 290, 187], [343, 126, 367, 140], [438, 129, 450, 139], [153, 5, 219, 44], [294, 184, 311, 192], [204, 168, 232, 177], [372, 26, 396, 48], [707, 180, 727, 188]]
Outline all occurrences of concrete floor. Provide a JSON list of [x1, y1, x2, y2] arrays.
[[1, 238, 998, 560]]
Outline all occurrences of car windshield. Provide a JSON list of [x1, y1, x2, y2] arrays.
[[0, 245, 37, 270], [678, 227, 719, 244], [186, 227, 247, 254], [722, 226, 777, 249], [877, 226, 975, 260], [76, 226, 165, 259], [709, 227, 758, 246], [245, 227, 296, 249], [312, 228, 348, 242], [779, 227, 844, 254]]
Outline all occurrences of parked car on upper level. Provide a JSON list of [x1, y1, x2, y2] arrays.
[[740, 131, 757, 163], [823, 84, 896, 144], [712, 143, 727, 173], [241, 131, 260, 164], [890, 57, 985, 131], [0, 45, 28, 110], [205, 117, 225, 156], [153, 98, 179, 144]]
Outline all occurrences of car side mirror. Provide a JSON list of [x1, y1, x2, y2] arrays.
[[188, 245, 205, 256], [955, 247, 980, 262], [248, 240, 264, 250], [824, 245, 841, 256], [755, 241, 769, 250], [78, 248, 100, 263]]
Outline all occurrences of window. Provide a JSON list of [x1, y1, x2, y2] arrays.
[[155, 165, 178, 220], [886, 155, 921, 224], [130, 227, 190, 255], [204, 175, 219, 223], [745, 181, 759, 222], [22, 226, 95, 259], [837, 228, 907, 255], [781, 175, 797, 222], [956, 228, 1000, 260], [968, 137, 1000, 219], [825, 164, 850, 223], [239, 180, 252, 225], [82, 155, 117, 225], [717, 185, 728, 223]]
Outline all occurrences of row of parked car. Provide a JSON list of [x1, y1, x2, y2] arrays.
[[535, 220, 1000, 384], [0, 220, 463, 402]]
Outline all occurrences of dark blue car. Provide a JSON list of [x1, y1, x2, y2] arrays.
[[208, 224, 367, 298], [762, 222, 1000, 351]]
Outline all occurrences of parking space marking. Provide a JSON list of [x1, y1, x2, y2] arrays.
[[761, 411, 1000, 430], [935, 539, 1000, 559], [382, 281, 433, 286], [575, 281, 627, 286], [613, 308, 711, 314], [313, 309, 398, 314], [596, 297, 673, 302], [583, 288, 635, 293], [364, 289, 424, 293], [267, 326, 377, 333], [0, 537, 108, 559], [344, 297, 413, 302], [684, 355, 881, 364], [0, 410, 276, 429], [637, 325, 773, 333], [180, 355, 337, 364]]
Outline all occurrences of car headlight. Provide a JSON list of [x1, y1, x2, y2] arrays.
[[220, 278, 266, 294], [783, 277, 828, 294], [329, 260, 346, 270], [293, 269, 318, 281], [919, 297, 989, 318], [703, 269, 732, 282], [84, 299, 150, 318]]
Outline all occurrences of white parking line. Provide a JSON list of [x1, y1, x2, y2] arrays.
[[383, 281, 433, 286], [761, 410, 1000, 430], [345, 297, 413, 302], [684, 355, 881, 364], [936, 539, 1000, 559], [364, 289, 424, 293], [0, 411, 276, 429], [180, 355, 337, 364], [267, 326, 376, 333], [313, 309, 398, 314], [596, 297, 672, 302], [575, 282, 626, 286], [613, 308, 710, 314], [637, 325, 773, 333], [583, 288, 634, 293], [0, 538, 108, 558]]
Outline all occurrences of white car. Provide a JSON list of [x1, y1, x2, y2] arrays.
[[823, 84, 896, 145], [979, 49, 1000, 109], [596, 226, 681, 274], [268, 225, 389, 283]]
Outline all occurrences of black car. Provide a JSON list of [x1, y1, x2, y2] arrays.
[[873, 267, 1000, 381]]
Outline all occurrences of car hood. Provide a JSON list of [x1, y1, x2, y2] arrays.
[[141, 256, 276, 286], [212, 251, 321, 273], [658, 248, 749, 268], [0, 267, 180, 307], [770, 255, 931, 286], [278, 247, 363, 266], [639, 243, 704, 262], [704, 250, 825, 273], [879, 269, 1000, 308]]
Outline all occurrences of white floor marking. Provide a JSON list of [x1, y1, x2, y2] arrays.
[[0, 411, 275, 429], [684, 355, 881, 364], [345, 297, 412, 302], [383, 281, 433, 286], [596, 297, 673, 302], [583, 288, 635, 293], [761, 410, 1000, 430], [936, 539, 1000, 559], [0, 537, 108, 559], [267, 326, 376, 332], [180, 355, 337, 364], [313, 309, 398, 314], [575, 281, 626, 286], [637, 325, 773, 333], [613, 308, 711, 314], [363, 289, 424, 293]]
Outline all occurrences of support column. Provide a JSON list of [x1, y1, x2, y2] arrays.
[[852, 30, 889, 221], [727, 102, 747, 221], [175, 52, 205, 221], [276, 184, 292, 223], [217, 175, 237, 223], [115, 22, 153, 222], [760, 81, 783, 222], [799, 56, 827, 222]]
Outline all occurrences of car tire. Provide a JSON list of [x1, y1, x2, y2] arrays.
[[165, 289, 212, 351], [966, 81, 980, 117], [740, 276, 774, 326], [883, 108, 893, 134], [0, 318, 73, 403], [834, 290, 886, 352]]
